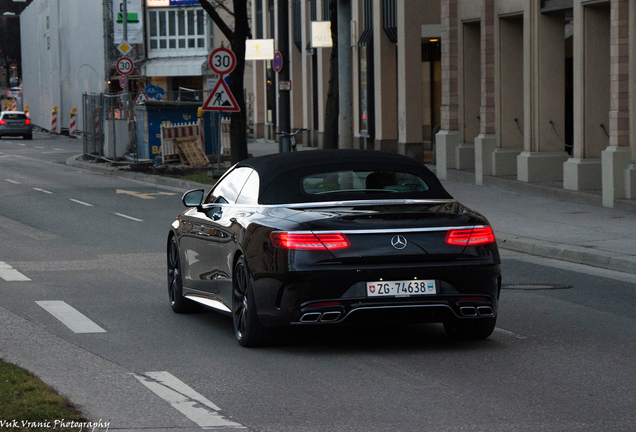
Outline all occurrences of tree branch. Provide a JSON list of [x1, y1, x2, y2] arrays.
[[197, 0, 234, 42]]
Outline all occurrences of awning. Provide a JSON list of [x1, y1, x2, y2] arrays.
[[145, 56, 207, 77]]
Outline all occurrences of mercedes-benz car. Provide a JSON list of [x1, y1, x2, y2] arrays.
[[0, 111, 32, 140], [167, 150, 501, 347]]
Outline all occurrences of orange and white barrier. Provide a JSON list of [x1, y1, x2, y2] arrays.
[[221, 117, 231, 155], [50, 106, 58, 133], [24, 105, 30, 118], [69, 108, 77, 136], [160, 119, 205, 163], [10, 98, 17, 111]]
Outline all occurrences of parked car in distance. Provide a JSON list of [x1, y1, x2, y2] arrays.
[[0, 111, 33, 140], [167, 150, 501, 347], [6, 87, 21, 98]]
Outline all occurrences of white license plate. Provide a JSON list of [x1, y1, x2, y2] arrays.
[[366, 280, 436, 297]]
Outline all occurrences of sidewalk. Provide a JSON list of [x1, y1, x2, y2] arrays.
[[67, 139, 636, 276]]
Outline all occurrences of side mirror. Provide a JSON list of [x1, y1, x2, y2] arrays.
[[182, 189, 205, 208]]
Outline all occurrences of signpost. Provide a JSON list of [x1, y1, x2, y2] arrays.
[[116, 57, 134, 75], [273, 51, 283, 73], [208, 47, 236, 75], [202, 47, 240, 113]]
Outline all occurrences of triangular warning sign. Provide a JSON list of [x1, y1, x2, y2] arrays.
[[134, 89, 148, 105], [202, 79, 240, 112]]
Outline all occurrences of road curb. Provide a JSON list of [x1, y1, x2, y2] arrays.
[[497, 234, 636, 276], [66, 155, 210, 191]]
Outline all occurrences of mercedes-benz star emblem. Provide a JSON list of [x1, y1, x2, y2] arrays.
[[391, 235, 408, 250]]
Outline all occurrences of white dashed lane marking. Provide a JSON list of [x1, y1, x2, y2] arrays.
[[69, 199, 93, 207], [0, 262, 31, 281], [4, 179, 20, 184], [134, 371, 245, 429], [36, 301, 106, 333], [33, 188, 53, 194], [114, 213, 143, 222]]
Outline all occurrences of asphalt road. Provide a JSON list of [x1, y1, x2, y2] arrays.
[[1, 134, 635, 432]]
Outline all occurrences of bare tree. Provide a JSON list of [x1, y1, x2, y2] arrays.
[[198, 0, 252, 163]]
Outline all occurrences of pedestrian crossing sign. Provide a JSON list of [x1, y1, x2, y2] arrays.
[[201, 79, 240, 112]]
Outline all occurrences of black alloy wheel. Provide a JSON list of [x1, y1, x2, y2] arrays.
[[167, 237, 200, 313], [443, 317, 497, 340], [232, 256, 270, 347]]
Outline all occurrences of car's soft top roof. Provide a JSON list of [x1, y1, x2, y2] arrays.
[[235, 149, 452, 204]]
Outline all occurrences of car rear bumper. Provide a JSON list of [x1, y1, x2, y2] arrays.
[[252, 262, 501, 327], [0, 126, 32, 136]]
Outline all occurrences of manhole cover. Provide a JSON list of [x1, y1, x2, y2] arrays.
[[502, 283, 572, 290]]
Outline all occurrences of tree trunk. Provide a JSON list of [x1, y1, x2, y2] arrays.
[[228, 0, 250, 163], [323, 0, 339, 149]]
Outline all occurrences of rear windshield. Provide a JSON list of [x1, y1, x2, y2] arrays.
[[302, 170, 430, 195], [3, 114, 27, 120]]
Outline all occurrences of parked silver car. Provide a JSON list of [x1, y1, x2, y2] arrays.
[[0, 111, 32, 140]]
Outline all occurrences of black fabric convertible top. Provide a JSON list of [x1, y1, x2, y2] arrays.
[[236, 149, 453, 204]]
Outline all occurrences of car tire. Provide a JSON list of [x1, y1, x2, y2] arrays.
[[25, 134, 32, 140], [443, 316, 496, 340], [232, 256, 270, 347], [167, 236, 201, 313]]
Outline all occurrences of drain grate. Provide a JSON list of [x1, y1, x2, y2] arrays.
[[502, 283, 572, 290]]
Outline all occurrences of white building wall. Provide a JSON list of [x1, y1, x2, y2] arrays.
[[21, 0, 106, 132]]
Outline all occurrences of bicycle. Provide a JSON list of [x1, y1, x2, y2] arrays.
[[276, 128, 307, 152]]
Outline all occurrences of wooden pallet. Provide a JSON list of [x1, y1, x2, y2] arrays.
[[174, 136, 209, 166]]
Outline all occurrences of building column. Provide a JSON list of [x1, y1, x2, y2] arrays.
[[518, 2, 569, 182], [436, 0, 461, 179], [301, 0, 314, 146], [602, 0, 631, 207], [475, 0, 496, 185], [627, 0, 636, 198], [373, 0, 397, 153], [289, 1, 303, 137], [564, 1, 609, 191], [396, 0, 424, 162], [251, 0, 266, 139]]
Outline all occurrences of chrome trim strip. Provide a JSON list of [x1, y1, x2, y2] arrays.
[[183, 290, 232, 313], [277, 199, 457, 208], [343, 304, 461, 320], [275, 225, 485, 235]]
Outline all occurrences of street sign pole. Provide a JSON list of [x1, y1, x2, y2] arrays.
[[277, 0, 291, 152]]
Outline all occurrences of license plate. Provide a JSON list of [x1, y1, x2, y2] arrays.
[[366, 280, 436, 297]]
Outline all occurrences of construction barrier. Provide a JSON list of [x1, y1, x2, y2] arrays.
[[10, 98, 17, 111], [94, 108, 100, 138], [160, 119, 205, 163], [50, 106, 58, 133], [24, 105, 29, 118], [69, 108, 77, 136]]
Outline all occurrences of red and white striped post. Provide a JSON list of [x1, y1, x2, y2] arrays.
[[93, 108, 100, 138], [24, 105, 30, 118], [50, 106, 58, 134], [69, 108, 77, 136]]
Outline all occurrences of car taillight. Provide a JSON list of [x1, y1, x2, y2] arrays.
[[445, 227, 495, 246], [25, 119, 31, 125], [0, 120, 5, 125], [270, 232, 350, 250]]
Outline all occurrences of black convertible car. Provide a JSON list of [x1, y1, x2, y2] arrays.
[[167, 150, 501, 346]]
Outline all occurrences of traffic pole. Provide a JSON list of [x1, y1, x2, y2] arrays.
[[50, 106, 58, 134]]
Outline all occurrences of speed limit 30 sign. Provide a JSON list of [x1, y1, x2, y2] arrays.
[[116, 57, 134, 76], [209, 47, 236, 75]]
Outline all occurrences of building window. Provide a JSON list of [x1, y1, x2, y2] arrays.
[[147, 7, 208, 56]]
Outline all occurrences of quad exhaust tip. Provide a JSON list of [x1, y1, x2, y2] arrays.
[[460, 306, 494, 317], [299, 311, 342, 323]]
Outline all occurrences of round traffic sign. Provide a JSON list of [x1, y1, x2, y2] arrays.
[[273, 51, 283, 73], [116, 57, 134, 75], [119, 75, 127, 89], [209, 47, 237, 75]]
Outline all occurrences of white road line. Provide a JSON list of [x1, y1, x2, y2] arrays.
[[0, 262, 31, 281], [4, 179, 20, 184], [36, 301, 106, 333], [18, 143, 26, 146], [133, 371, 245, 429], [34, 146, 44, 149], [494, 327, 528, 340], [54, 148, 64, 151], [114, 213, 143, 222], [33, 188, 53, 194], [69, 199, 93, 207]]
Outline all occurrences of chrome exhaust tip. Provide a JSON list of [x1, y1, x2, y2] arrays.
[[320, 311, 341, 322], [300, 312, 322, 323], [477, 306, 494, 316], [460, 306, 478, 317]]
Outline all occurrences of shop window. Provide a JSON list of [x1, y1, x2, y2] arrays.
[[147, 7, 208, 56]]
